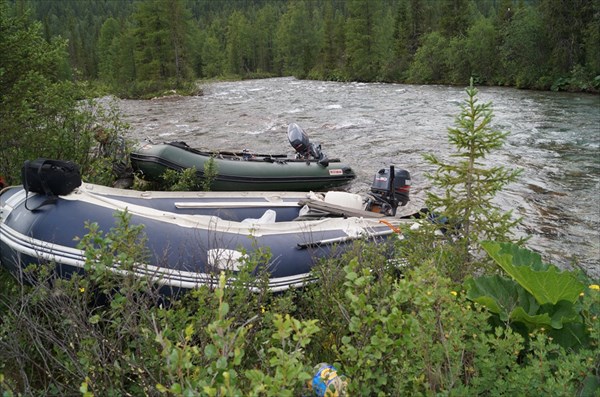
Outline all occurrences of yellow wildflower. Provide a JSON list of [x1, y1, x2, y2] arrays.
[[450, 291, 458, 296], [589, 284, 599, 291], [79, 287, 85, 293]]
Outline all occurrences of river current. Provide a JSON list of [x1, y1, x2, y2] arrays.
[[116, 77, 599, 278]]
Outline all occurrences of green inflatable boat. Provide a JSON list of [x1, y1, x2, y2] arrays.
[[130, 124, 356, 191]]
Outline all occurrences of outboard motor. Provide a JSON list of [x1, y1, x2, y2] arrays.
[[366, 165, 411, 216], [287, 123, 329, 166]]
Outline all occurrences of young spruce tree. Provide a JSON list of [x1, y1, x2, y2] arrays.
[[423, 78, 523, 279]]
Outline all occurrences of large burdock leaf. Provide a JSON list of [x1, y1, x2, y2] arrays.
[[480, 241, 584, 305], [548, 322, 590, 350], [466, 276, 580, 331], [510, 300, 580, 330], [465, 275, 538, 321]]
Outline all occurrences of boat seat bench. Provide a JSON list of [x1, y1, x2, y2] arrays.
[[297, 199, 386, 219]]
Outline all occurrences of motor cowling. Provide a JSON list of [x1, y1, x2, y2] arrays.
[[288, 123, 329, 166], [367, 166, 411, 216], [288, 123, 310, 155]]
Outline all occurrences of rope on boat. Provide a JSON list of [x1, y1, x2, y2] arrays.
[[378, 219, 402, 234]]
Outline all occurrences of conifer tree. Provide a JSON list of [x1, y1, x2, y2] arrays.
[[225, 10, 251, 76], [253, 4, 278, 74], [423, 79, 523, 278], [201, 29, 225, 78], [345, 0, 384, 81], [97, 17, 121, 84], [274, 1, 319, 78], [132, 0, 194, 87]]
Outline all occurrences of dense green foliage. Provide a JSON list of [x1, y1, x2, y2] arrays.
[[9, 0, 600, 95], [1, 224, 598, 395], [0, 0, 132, 185]]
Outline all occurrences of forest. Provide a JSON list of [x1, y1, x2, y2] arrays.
[[9, 0, 600, 98]]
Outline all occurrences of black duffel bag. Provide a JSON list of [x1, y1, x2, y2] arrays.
[[21, 158, 82, 210]]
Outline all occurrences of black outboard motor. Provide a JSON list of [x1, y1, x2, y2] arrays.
[[366, 165, 411, 216], [287, 123, 329, 166]]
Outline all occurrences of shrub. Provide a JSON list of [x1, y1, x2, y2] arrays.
[[1, 233, 597, 396], [160, 167, 202, 191]]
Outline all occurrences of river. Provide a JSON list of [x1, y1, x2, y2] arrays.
[[116, 77, 599, 279]]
